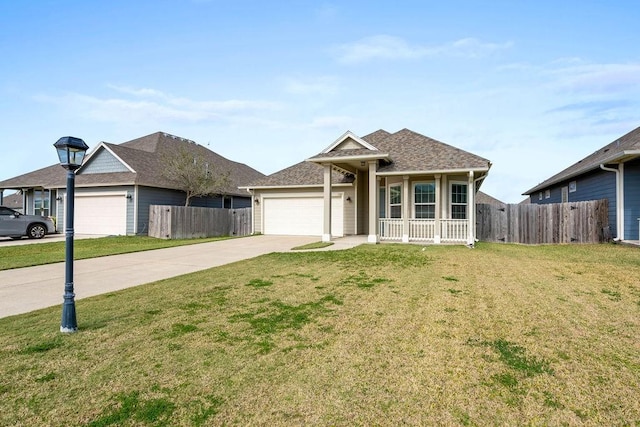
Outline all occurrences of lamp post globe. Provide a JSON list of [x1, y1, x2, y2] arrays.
[[54, 136, 89, 333]]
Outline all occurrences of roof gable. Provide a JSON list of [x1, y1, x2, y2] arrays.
[[0, 131, 265, 195], [322, 130, 378, 153], [523, 126, 640, 195], [79, 144, 134, 175], [247, 128, 491, 188]]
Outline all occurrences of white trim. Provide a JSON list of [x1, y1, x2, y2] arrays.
[[412, 181, 436, 219], [322, 130, 379, 153], [306, 153, 389, 163], [377, 168, 489, 176], [75, 191, 128, 198], [79, 143, 136, 174], [241, 183, 353, 190], [449, 180, 468, 220], [388, 183, 402, 219]]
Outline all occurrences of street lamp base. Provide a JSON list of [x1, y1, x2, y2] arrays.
[[60, 325, 78, 333]]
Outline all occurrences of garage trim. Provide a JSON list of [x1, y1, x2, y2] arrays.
[[261, 192, 344, 237]]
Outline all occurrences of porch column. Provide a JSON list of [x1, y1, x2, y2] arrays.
[[322, 163, 332, 242], [467, 171, 475, 245], [367, 160, 378, 243], [402, 175, 410, 242], [434, 174, 441, 244]]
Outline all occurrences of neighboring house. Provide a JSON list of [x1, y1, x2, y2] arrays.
[[523, 125, 640, 241], [0, 132, 265, 236], [1, 191, 24, 213], [243, 128, 491, 245], [475, 191, 506, 207]]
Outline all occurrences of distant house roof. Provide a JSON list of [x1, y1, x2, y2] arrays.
[[247, 128, 491, 188], [1, 191, 23, 209], [475, 191, 505, 206], [523, 126, 640, 195], [0, 132, 265, 197]]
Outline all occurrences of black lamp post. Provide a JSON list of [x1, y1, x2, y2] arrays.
[[54, 136, 89, 333]]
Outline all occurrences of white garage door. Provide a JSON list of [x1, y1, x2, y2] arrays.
[[72, 193, 127, 235], [263, 195, 343, 237]]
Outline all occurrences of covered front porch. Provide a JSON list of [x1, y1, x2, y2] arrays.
[[312, 158, 481, 246], [379, 218, 469, 243]]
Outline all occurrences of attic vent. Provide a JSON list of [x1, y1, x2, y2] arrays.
[[603, 148, 609, 153]]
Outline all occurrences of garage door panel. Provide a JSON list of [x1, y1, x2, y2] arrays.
[[72, 194, 127, 235], [263, 196, 343, 237]]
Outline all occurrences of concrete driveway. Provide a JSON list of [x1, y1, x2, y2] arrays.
[[0, 235, 335, 319]]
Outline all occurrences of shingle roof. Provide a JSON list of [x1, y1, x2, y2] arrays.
[[475, 191, 505, 206], [243, 161, 355, 187], [369, 128, 490, 173], [0, 132, 265, 196], [1, 191, 23, 209], [523, 126, 640, 195], [246, 128, 490, 188]]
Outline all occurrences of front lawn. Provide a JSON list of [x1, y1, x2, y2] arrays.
[[0, 235, 232, 270], [0, 243, 639, 425]]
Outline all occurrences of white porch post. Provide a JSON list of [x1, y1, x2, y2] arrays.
[[322, 163, 332, 242], [434, 174, 441, 244], [367, 160, 378, 243], [467, 171, 475, 245], [402, 175, 410, 242]]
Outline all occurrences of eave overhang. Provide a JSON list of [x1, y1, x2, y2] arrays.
[[523, 150, 640, 195]]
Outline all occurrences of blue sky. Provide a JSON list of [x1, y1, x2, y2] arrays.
[[1, 0, 639, 203]]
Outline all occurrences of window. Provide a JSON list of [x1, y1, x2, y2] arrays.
[[34, 189, 50, 216], [538, 192, 543, 201], [569, 181, 577, 193], [450, 183, 467, 219], [414, 182, 435, 219], [389, 184, 402, 218], [545, 189, 551, 199], [379, 187, 386, 218], [561, 186, 568, 203], [223, 196, 232, 209]]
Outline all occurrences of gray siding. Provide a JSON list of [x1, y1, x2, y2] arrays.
[[232, 197, 252, 208], [82, 149, 130, 174], [135, 186, 248, 235], [136, 186, 186, 235], [531, 168, 616, 238], [624, 159, 640, 240]]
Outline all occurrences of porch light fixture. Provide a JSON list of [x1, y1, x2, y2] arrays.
[[346, 196, 352, 202], [254, 198, 260, 204], [53, 136, 89, 333]]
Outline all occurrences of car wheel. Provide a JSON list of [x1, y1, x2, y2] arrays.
[[27, 224, 47, 239]]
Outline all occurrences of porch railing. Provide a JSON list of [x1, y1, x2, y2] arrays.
[[379, 219, 403, 241], [440, 219, 468, 243], [378, 218, 468, 243]]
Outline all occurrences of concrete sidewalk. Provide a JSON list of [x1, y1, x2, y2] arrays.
[[0, 235, 365, 319]]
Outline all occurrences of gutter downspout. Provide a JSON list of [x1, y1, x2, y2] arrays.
[[600, 164, 623, 240]]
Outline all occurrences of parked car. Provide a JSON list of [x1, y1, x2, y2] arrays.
[[0, 206, 56, 239]]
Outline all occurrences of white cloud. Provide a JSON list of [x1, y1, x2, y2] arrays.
[[334, 35, 512, 64], [35, 86, 280, 125], [549, 62, 640, 94]]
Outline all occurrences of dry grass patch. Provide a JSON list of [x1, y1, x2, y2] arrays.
[[0, 243, 639, 425]]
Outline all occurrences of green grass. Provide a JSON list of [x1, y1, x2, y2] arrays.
[[0, 235, 232, 270], [1, 242, 640, 425], [291, 241, 334, 250]]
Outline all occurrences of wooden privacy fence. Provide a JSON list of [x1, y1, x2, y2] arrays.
[[148, 205, 252, 239], [476, 199, 609, 244]]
